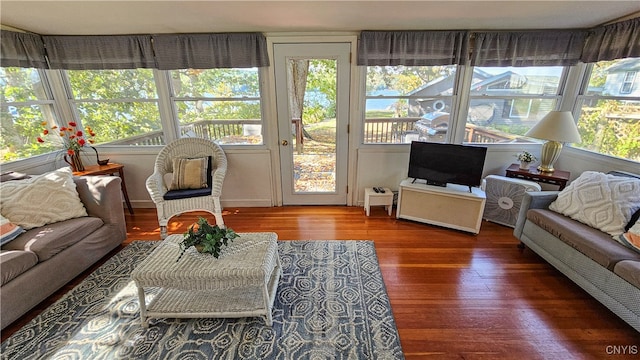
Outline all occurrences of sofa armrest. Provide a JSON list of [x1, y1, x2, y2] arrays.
[[513, 191, 560, 239], [73, 175, 127, 240]]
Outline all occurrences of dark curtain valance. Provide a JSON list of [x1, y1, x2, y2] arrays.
[[153, 32, 269, 69], [43, 35, 156, 70], [471, 30, 587, 67], [581, 17, 640, 62], [0, 31, 48, 68], [357, 30, 469, 66]]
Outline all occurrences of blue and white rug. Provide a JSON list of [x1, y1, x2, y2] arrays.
[[2, 240, 404, 359]]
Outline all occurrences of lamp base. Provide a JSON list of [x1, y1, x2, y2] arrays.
[[537, 140, 563, 173]]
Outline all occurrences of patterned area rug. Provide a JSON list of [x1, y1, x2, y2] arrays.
[[2, 240, 404, 359]]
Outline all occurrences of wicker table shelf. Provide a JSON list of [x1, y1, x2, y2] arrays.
[[131, 232, 281, 327]]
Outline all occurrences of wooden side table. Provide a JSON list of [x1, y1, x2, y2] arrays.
[[505, 163, 570, 190], [73, 163, 134, 214]]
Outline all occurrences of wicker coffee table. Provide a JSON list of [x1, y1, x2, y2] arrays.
[[131, 232, 281, 327]]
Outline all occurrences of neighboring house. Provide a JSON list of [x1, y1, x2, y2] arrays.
[[409, 69, 559, 126], [603, 58, 640, 96]]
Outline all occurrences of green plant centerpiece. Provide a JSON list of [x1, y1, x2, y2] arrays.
[[176, 217, 239, 262]]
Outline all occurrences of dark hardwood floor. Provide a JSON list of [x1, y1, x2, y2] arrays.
[[3, 206, 639, 358]]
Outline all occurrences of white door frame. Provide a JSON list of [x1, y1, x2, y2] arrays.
[[264, 35, 361, 207], [272, 42, 350, 205]]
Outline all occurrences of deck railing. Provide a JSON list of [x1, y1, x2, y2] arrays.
[[110, 117, 516, 146]]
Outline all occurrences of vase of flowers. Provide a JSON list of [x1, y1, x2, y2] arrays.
[[176, 217, 239, 262], [37, 121, 97, 172], [515, 151, 536, 170]]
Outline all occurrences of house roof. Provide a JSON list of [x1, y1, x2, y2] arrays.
[[606, 58, 640, 72]]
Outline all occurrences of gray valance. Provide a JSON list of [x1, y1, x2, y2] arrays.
[[357, 30, 469, 66], [471, 30, 587, 67], [0, 31, 48, 68], [153, 33, 269, 69], [581, 17, 640, 62], [43, 35, 156, 70]]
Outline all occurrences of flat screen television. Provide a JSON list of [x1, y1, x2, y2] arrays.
[[408, 141, 487, 191]]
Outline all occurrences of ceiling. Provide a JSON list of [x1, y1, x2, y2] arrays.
[[1, 1, 640, 36]]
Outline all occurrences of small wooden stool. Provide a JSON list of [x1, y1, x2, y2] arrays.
[[364, 187, 393, 216]]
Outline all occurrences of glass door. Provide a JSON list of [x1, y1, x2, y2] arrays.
[[273, 43, 350, 205]]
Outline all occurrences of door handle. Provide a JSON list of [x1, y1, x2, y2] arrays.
[[281, 140, 288, 146]]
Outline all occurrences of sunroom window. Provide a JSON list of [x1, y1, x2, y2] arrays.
[[574, 58, 640, 161], [65, 69, 163, 146], [0, 67, 58, 163], [465, 66, 565, 144], [364, 65, 458, 144], [170, 68, 263, 145]]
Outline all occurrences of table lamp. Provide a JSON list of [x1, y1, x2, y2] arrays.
[[524, 111, 582, 173]]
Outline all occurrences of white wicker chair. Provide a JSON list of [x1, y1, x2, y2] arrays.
[[146, 138, 227, 239]]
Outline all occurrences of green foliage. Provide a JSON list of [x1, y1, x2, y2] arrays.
[[176, 217, 239, 262], [576, 100, 640, 161], [303, 59, 337, 124], [366, 65, 455, 94]]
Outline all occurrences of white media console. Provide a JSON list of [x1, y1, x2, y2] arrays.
[[396, 178, 486, 234]]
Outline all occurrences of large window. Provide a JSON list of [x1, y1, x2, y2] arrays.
[[363, 65, 457, 144], [65, 69, 163, 146], [0, 67, 57, 162], [465, 66, 565, 144], [170, 68, 263, 145], [575, 58, 640, 161]]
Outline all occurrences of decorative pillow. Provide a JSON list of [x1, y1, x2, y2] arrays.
[[0, 167, 88, 230], [169, 157, 209, 190], [619, 219, 640, 253], [0, 214, 24, 245], [548, 171, 640, 237]]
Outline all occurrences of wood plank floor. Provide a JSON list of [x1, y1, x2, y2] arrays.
[[3, 206, 639, 358]]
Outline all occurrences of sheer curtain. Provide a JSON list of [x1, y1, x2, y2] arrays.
[[152, 33, 269, 69], [357, 30, 468, 66], [581, 17, 640, 62], [471, 30, 587, 67]]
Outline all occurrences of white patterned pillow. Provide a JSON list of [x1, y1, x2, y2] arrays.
[[0, 167, 87, 229], [549, 171, 640, 237]]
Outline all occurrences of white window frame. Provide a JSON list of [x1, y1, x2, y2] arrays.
[[168, 68, 265, 147]]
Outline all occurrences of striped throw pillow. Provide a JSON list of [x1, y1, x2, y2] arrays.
[[169, 157, 209, 190]]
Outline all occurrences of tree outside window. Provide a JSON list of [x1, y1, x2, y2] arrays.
[[0, 67, 57, 162], [575, 58, 640, 161]]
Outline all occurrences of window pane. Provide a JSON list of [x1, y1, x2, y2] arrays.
[[67, 69, 162, 146], [471, 67, 562, 96], [171, 68, 263, 145], [466, 67, 564, 144], [76, 102, 163, 145], [68, 69, 157, 99], [171, 68, 259, 98], [1, 68, 58, 163], [575, 58, 640, 161], [364, 65, 456, 144], [175, 100, 262, 145]]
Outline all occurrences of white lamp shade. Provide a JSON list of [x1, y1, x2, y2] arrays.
[[524, 111, 582, 143]]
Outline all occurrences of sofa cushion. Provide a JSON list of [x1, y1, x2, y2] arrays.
[[0, 167, 88, 230], [527, 208, 640, 270], [548, 171, 640, 237], [614, 260, 640, 289], [1, 217, 103, 261], [1, 250, 38, 286]]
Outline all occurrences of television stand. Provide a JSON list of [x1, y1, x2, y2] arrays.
[[410, 178, 472, 193], [396, 178, 486, 234]]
